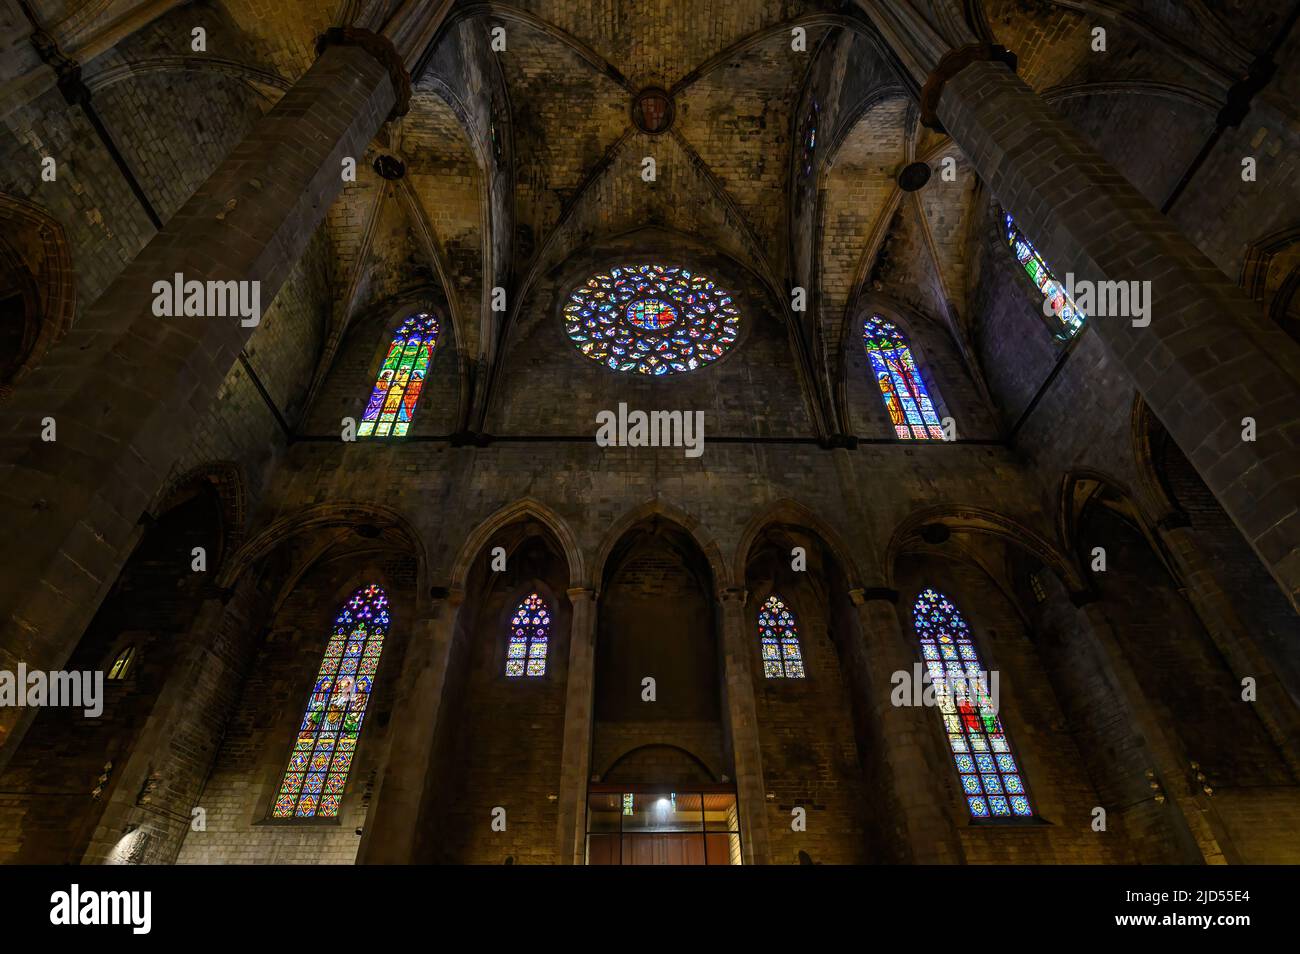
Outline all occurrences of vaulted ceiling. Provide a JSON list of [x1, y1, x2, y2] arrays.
[[38, 0, 1270, 434]]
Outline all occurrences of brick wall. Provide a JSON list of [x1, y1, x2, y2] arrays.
[[748, 578, 870, 864], [488, 240, 817, 438], [430, 539, 570, 864]]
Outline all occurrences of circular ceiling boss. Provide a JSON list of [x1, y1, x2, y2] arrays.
[[564, 264, 742, 375], [631, 87, 674, 134]]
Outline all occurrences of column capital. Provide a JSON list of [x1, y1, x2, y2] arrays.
[[849, 586, 900, 606], [566, 585, 595, 603], [718, 586, 748, 605], [28, 27, 88, 105], [424, 585, 464, 616], [1154, 510, 1193, 533], [317, 27, 411, 119], [919, 44, 1017, 132]]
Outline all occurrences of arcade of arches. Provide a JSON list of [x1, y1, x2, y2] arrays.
[[0, 0, 1298, 865]]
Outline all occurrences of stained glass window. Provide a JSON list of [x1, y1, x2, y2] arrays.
[[863, 316, 945, 440], [358, 313, 439, 438], [1029, 572, 1047, 604], [506, 592, 550, 677], [107, 646, 134, 680], [564, 264, 741, 375], [912, 588, 1033, 819], [272, 584, 389, 819], [758, 594, 805, 679], [1004, 213, 1085, 338], [800, 101, 819, 177]]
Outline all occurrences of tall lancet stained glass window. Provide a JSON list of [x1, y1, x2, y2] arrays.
[[506, 592, 550, 677], [358, 312, 440, 438], [912, 588, 1033, 819], [1004, 213, 1086, 338], [273, 584, 389, 818], [759, 594, 805, 678], [863, 316, 944, 440]]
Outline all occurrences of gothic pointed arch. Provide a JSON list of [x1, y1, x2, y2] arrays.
[[216, 502, 428, 597], [451, 497, 585, 592], [887, 504, 1085, 595], [153, 461, 247, 575], [732, 497, 867, 590], [594, 498, 728, 591], [0, 193, 77, 398]]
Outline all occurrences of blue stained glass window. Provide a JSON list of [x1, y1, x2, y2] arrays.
[[801, 101, 819, 177], [912, 588, 1034, 819], [863, 316, 945, 440], [758, 594, 805, 679], [1004, 213, 1085, 338], [506, 592, 550, 677], [564, 264, 741, 375]]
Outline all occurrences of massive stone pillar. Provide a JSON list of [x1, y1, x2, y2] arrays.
[[856, 1, 1300, 609], [83, 579, 260, 864], [1154, 516, 1300, 777], [356, 590, 462, 864], [718, 588, 770, 865], [937, 58, 1300, 609], [849, 588, 963, 863], [1071, 597, 1234, 863], [555, 587, 597, 864], [0, 5, 450, 766]]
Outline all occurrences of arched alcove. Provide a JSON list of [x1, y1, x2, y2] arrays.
[[1139, 406, 1300, 699], [741, 518, 872, 863], [0, 193, 76, 399], [890, 507, 1133, 864], [165, 504, 424, 865], [594, 515, 722, 764], [1075, 490, 1290, 792], [428, 519, 574, 864], [0, 482, 222, 863], [587, 512, 737, 864]]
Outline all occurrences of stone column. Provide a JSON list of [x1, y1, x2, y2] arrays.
[[1155, 517, 1300, 776], [849, 588, 963, 864], [555, 586, 596, 864], [0, 9, 451, 765], [718, 588, 770, 865], [82, 580, 259, 864], [927, 54, 1300, 609], [855, 0, 1300, 606], [1071, 597, 1235, 863], [356, 589, 462, 864]]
